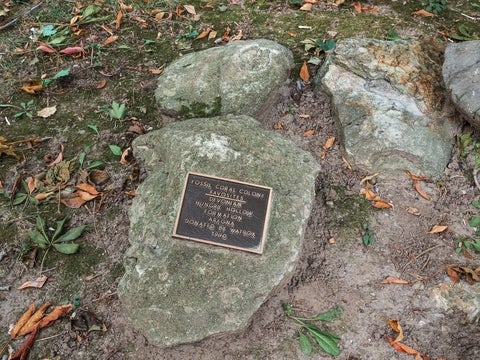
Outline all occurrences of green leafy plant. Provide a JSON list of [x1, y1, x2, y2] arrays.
[[28, 216, 85, 270], [301, 38, 336, 55], [422, 0, 447, 14], [42, 69, 70, 86], [0, 99, 35, 119], [456, 200, 480, 254], [12, 180, 40, 206], [109, 101, 126, 120], [361, 222, 375, 246], [284, 304, 343, 356]]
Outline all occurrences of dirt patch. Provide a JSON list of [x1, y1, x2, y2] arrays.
[[1, 1, 480, 359]]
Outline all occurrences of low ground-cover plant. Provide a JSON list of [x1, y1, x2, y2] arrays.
[[284, 303, 343, 356], [28, 216, 85, 271]]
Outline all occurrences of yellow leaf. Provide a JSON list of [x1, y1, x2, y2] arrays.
[[36, 105, 57, 118], [427, 225, 448, 234], [299, 61, 310, 82]]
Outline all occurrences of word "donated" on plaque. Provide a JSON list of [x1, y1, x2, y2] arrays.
[[173, 172, 272, 254]]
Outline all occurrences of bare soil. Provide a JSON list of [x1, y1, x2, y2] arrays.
[[1, 1, 480, 359]]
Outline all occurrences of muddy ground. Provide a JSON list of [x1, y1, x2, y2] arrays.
[[1, 1, 480, 359]]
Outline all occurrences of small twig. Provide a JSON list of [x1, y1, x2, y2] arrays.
[[401, 244, 444, 272], [36, 332, 63, 342]]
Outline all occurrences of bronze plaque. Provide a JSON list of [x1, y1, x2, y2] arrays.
[[173, 172, 272, 254]]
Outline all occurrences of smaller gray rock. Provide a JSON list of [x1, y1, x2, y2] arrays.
[[316, 38, 457, 177], [155, 39, 293, 118], [443, 40, 480, 129]]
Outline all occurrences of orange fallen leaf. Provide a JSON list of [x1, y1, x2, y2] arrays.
[[97, 78, 107, 89], [413, 180, 430, 200], [427, 225, 448, 234], [413, 9, 434, 17], [16, 302, 51, 337], [120, 147, 132, 165], [124, 189, 136, 196], [299, 60, 310, 82], [119, 0, 133, 11], [351, 1, 362, 13], [34, 192, 53, 201], [405, 169, 429, 182], [222, 26, 231, 41], [446, 265, 460, 283], [77, 189, 99, 201], [229, 29, 243, 42], [287, 31, 298, 37], [303, 129, 315, 137], [26, 176, 36, 194], [373, 200, 393, 209], [380, 276, 410, 285], [273, 122, 284, 130], [10, 303, 35, 339], [115, 10, 123, 29], [21, 81, 43, 94], [387, 319, 404, 342], [38, 304, 72, 328], [362, 5, 378, 13], [362, 188, 381, 201], [196, 28, 211, 40], [102, 35, 119, 46], [17, 275, 48, 290], [60, 193, 88, 208], [386, 337, 420, 355]]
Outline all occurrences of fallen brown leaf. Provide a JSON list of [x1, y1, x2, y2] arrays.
[[21, 81, 43, 94], [10, 303, 35, 339], [387, 319, 404, 342], [323, 136, 336, 149], [413, 9, 434, 17], [229, 30, 243, 42], [405, 169, 429, 181], [102, 35, 119, 46], [386, 336, 420, 356], [406, 207, 420, 216], [10, 327, 39, 360], [47, 144, 64, 168], [17, 275, 48, 290], [16, 301, 51, 337], [373, 200, 393, 209], [183, 4, 196, 15], [413, 180, 430, 200], [303, 129, 315, 137], [446, 265, 460, 283], [273, 121, 284, 130], [427, 225, 448, 234], [196, 28, 211, 40], [97, 78, 107, 89], [299, 60, 310, 82], [380, 276, 410, 285], [75, 182, 99, 195], [60, 193, 88, 208], [115, 10, 123, 29], [362, 188, 381, 201], [38, 304, 73, 328]]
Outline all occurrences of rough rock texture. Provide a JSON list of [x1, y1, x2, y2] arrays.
[[315, 38, 457, 177], [117, 115, 320, 347], [155, 39, 293, 118], [443, 40, 480, 129]]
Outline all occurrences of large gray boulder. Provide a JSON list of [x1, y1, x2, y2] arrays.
[[117, 115, 320, 347], [443, 40, 480, 129], [155, 39, 294, 118], [315, 39, 457, 177]]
